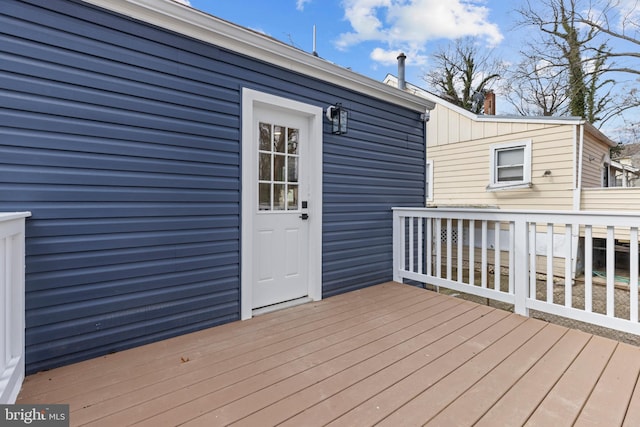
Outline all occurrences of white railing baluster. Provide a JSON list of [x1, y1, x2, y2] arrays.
[[529, 223, 537, 299], [436, 218, 442, 278], [446, 218, 452, 280], [630, 227, 638, 323], [481, 220, 487, 288], [607, 226, 615, 317], [585, 225, 593, 313], [565, 224, 572, 308], [457, 219, 463, 283], [509, 221, 515, 294], [426, 218, 432, 276], [469, 219, 475, 286], [409, 217, 414, 273], [418, 219, 423, 275], [547, 224, 554, 303], [494, 221, 501, 291]]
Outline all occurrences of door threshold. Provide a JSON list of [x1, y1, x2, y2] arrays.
[[252, 296, 313, 317]]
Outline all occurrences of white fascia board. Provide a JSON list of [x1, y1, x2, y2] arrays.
[[80, 0, 435, 113]]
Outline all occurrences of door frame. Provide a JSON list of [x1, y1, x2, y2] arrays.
[[241, 88, 323, 320]]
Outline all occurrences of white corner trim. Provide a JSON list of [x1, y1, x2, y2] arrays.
[[80, 0, 434, 113], [241, 88, 323, 320]]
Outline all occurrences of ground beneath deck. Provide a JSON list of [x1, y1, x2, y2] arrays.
[[17, 281, 640, 426]]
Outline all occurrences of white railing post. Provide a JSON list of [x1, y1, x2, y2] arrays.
[[0, 212, 30, 404], [392, 209, 402, 283], [513, 215, 529, 316]]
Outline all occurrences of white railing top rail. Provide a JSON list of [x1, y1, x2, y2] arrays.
[[0, 212, 31, 222], [393, 207, 640, 227]]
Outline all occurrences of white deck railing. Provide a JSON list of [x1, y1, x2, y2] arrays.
[[393, 207, 640, 336], [0, 212, 30, 404]]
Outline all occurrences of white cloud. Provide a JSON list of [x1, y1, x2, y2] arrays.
[[370, 47, 428, 66], [297, 0, 312, 11], [336, 0, 503, 66]]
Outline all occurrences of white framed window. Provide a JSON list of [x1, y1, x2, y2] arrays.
[[488, 140, 532, 190], [426, 159, 434, 203]]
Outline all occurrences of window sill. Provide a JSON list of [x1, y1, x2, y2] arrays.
[[485, 182, 532, 192]]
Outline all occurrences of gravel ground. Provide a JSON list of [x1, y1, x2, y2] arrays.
[[430, 276, 640, 347]]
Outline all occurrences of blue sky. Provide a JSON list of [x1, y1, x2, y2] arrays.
[[183, 0, 520, 91], [175, 0, 639, 138]]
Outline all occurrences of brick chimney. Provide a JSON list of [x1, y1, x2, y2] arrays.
[[483, 91, 496, 115]]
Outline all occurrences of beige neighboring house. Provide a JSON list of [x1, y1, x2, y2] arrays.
[[385, 73, 640, 278], [383, 74, 640, 212]]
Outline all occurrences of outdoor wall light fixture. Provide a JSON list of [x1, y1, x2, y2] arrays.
[[326, 103, 348, 135]]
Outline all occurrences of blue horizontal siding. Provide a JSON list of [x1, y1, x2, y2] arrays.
[[1, 0, 426, 373]]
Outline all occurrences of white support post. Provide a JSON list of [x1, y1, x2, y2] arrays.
[[630, 228, 638, 322], [0, 212, 30, 405], [392, 211, 402, 283], [585, 225, 593, 313], [514, 216, 529, 316]]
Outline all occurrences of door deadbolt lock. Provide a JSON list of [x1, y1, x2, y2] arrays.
[[299, 213, 309, 220]]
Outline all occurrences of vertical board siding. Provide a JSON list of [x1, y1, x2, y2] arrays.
[[0, 0, 426, 372]]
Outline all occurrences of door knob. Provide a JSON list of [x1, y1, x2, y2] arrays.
[[299, 213, 309, 220]]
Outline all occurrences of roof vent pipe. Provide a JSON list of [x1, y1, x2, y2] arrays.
[[397, 52, 406, 90]]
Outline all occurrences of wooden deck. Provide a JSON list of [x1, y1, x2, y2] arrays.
[[17, 281, 640, 426]]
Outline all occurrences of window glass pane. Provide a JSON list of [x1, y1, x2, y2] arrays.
[[288, 128, 299, 154], [259, 183, 271, 210], [259, 123, 271, 151], [274, 154, 286, 182], [497, 148, 524, 166], [259, 153, 271, 181], [498, 166, 524, 181], [288, 185, 298, 210], [273, 184, 286, 210], [274, 126, 285, 153], [288, 157, 298, 182]]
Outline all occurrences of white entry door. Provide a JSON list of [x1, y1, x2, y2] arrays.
[[252, 107, 310, 308], [241, 89, 323, 319]]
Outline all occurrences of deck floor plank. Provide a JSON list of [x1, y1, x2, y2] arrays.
[[151, 297, 473, 426], [15, 281, 640, 427], [524, 335, 618, 426], [82, 289, 449, 426], [19, 282, 408, 401], [327, 311, 526, 427], [426, 322, 568, 426], [575, 343, 640, 427], [74, 284, 439, 425]]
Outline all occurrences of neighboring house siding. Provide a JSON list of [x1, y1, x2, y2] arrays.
[[581, 134, 611, 188], [0, 0, 425, 373], [428, 125, 575, 210]]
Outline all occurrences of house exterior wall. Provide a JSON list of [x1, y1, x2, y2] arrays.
[[427, 121, 576, 210], [580, 131, 613, 188], [0, 0, 427, 373]]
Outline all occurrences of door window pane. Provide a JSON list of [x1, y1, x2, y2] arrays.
[[259, 153, 271, 181], [259, 123, 271, 151], [273, 184, 286, 210], [257, 122, 301, 211], [288, 128, 299, 154], [259, 183, 271, 210], [288, 185, 298, 209], [274, 126, 285, 153], [288, 157, 298, 182]]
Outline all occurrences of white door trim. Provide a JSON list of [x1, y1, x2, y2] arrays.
[[241, 88, 323, 320]]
